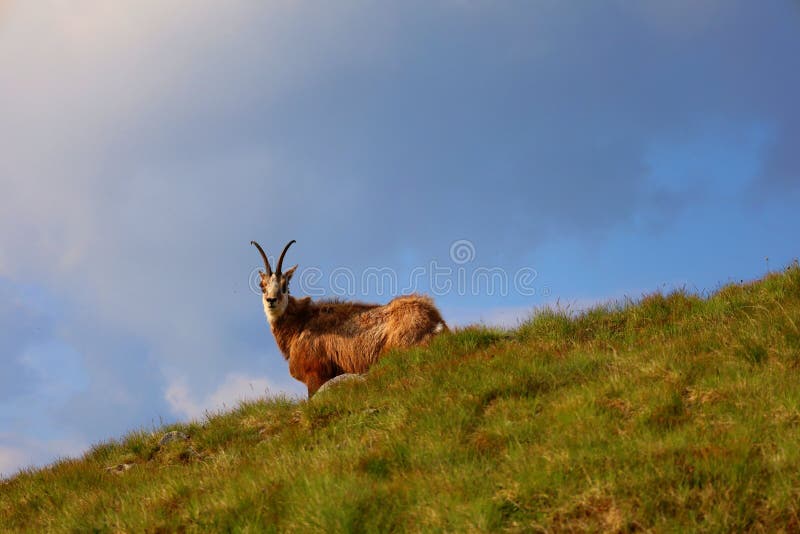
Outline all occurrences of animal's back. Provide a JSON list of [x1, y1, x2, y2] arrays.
[[382, 294, 448, 348], [296, 294, 446, 376]]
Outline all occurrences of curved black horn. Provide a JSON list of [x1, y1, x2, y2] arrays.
[[276, 239, 296, 275], [250, 241, 272, 276]]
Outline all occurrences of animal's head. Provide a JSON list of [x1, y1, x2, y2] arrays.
[[251, 239, 298, 323]]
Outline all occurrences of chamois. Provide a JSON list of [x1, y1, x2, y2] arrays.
[[251, 240, 448, 397]]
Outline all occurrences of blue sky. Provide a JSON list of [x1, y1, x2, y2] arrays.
[[1, 1, 799, 477]]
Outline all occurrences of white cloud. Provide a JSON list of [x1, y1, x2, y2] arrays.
[[443, 305, 534, 329], [0, 447, 27, 479], [443, 292, 651, 329], [166, 373, 302, 421], [0, 436, 88, 480]]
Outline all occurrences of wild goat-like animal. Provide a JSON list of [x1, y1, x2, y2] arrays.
[[251, 240, 448, 397]]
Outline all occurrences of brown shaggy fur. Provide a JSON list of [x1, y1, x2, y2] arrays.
[[270, 294, 447, 397]]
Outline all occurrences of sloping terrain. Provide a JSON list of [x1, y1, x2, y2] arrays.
[[3, 263, 800, 532]]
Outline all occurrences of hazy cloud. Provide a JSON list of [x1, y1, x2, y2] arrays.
[[0, 281, 44, 399], [166, 373, 300, 421]]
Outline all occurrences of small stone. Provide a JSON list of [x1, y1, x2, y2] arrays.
[[104, 462, 135, 474], [159, 430, 189, 446], [315, 373, 366, 396]]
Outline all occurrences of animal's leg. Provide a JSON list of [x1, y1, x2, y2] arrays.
[[306, 373, 325, 398]]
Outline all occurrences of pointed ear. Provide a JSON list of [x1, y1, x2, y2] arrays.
[[283, 264, 298, 283]]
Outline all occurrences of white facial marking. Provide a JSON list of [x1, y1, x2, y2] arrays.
[[262, 274, 288, 324]]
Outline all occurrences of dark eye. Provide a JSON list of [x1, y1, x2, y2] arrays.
[[282, 284, 287, 292]]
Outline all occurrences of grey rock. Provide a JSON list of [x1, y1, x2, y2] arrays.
[[104, 462, 135, 474], [159, 430, 189, 446], [315, 373, 366, 396]]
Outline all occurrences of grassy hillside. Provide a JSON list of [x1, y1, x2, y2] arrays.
[[3, 263, 800, 532]]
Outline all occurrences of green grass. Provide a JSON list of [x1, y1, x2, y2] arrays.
[[3, 262, 800, 532]]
